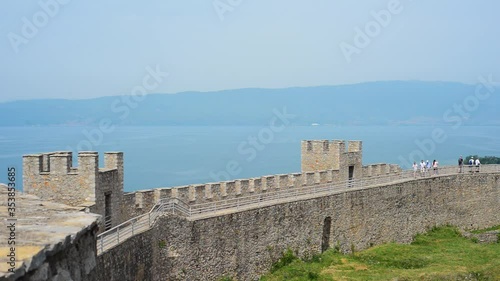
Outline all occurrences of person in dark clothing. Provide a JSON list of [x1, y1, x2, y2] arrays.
[[458, 156, 464, 173]]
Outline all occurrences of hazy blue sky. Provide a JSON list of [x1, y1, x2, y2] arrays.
[[0, 0, 499, 102]]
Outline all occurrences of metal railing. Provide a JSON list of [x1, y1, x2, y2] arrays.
[[96, 164, 500, 255]]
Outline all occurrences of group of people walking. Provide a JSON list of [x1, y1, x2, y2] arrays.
[[412, 160, 439, 178], [411, 156, 482, 178], [458, 155, 481, 173]]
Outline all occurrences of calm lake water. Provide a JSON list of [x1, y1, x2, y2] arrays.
[[0, 126, 499, 192]]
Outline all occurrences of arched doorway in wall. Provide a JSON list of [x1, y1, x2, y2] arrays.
[[322, 217, 332, 252]]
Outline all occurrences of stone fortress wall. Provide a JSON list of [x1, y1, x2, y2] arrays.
[[94, 173, 500, 281], [121, 140, 401, 221], [22, 140, 402, 226], [16, 139, 500, 281]]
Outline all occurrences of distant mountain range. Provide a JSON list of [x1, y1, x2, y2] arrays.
[[1, 81, 499, 126]]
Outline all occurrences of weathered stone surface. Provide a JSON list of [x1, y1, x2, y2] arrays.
[[28, 263, 48, 281], [94, 229, 155, 281], [0, 185, 99, 281]]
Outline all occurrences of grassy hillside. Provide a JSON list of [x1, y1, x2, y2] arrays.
[[259, 226, 500, 281]]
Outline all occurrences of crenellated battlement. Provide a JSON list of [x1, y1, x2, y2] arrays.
[[302, 140, 335, 153], [23, 151, 124, 231], [121, 138, 401, 220], [121, 165, 401, 219], [23, 140, 400, 232], [362, 163, 402, 177], [348, 140, 362, 152], [301, 140, 352, 153], [23, 151, 122, 175]]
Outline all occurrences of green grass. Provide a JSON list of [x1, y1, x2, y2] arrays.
[[260, 227, 500, 281]]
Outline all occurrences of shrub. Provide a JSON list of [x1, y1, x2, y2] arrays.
[[271, 249, 298, 273]]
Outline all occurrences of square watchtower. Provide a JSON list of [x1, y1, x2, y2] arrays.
[[301, 140, 363, 181]]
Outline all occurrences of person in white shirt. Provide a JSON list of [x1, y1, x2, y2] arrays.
[[420, 160, 426, 177], [475, 158, 481, 173]]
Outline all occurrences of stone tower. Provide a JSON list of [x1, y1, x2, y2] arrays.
[[23, 151, 124, 230], [301, 140, 363, 181]]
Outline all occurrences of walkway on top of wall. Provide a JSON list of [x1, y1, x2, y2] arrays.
[[96, 165, 500, 255]]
